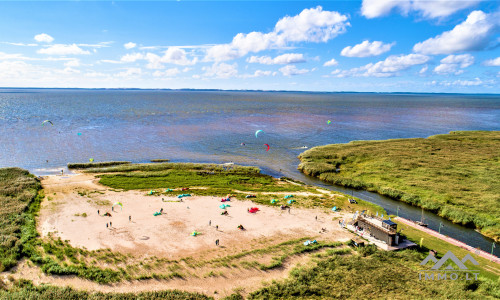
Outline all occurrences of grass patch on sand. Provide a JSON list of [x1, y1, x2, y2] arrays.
[[298, 131, 500, 241], [67, 161, 131, 169]]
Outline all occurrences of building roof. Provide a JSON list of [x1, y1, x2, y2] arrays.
[[383, 220, 397, 226]]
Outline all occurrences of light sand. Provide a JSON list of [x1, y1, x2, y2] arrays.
[[39, 174, 350, 258], [22, 173, 354, 297]]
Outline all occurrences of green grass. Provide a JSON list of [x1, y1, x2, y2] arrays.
[[248, 249, 500, 299], [0, 279, 212, 300], [0, 168, 42, 272], [150, 159, 170, 162], [298, 131, 500, 241], [67, 161, 131, 169], [394, 219, 500, 281]]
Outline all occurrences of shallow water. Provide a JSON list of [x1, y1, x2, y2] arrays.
[[0, 89, 499, 255]]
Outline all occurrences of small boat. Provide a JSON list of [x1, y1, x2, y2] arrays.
[[417, 207, 428, 227]]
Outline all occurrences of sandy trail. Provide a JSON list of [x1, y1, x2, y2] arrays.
[[12, 173, 354, 298]]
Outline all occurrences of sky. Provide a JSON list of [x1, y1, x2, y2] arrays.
[[0, 0, 499, 93]]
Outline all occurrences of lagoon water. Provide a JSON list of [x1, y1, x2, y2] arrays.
[[1, 89, 499, 254]]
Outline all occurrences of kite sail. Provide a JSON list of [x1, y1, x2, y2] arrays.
[[264, 144, 270, 151], [327, 120, 332, 124], [112, 202, 123, 210], [255, 130, 264, 138], [42, 120, 53, 126]]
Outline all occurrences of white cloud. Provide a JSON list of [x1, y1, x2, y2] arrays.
[[202, 62, 238, 78], [340, 40, 394, 57], [240, 70, 273, 78], [144, 53, 163, 69], [279, 65, 310, 76], [37, 44, 90, 55], [120, 53, 144, 63], [361, 0, 482, 19], [323, 58, 338, 67], [419, 65, 428, 74], [153, 67, 181, 77], [440, 77, 490, 86], [205, 6, 349, 61], [332, 53, 429, 77], [247, 53, 305, 65], [161, 47, 197, 65], [124, 42, 137, 49], [434, 54, 474, 74], [413, 11, 500, 55], [484, 57, 500, 66], [115, 67, 142, 78], [34, 33, 54, 43], [78, 42, 112, 49], [64, 59, 80, 68], [2, 42, 38, 47]]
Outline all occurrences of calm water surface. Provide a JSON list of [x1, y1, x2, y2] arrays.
[[0, 89, 499, 254]]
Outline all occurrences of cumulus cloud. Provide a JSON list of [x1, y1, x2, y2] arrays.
[[279, 65, 310, 76], [413, 11, 500, 55], [64, 59, 80, 68], [241, 70, 273, 78], [118, 47, 197, 69], [34, 33, 54, 43], [323, 58, 338, 67], [419, 65, 428, 74], [341, 40, 394, 57], [484, 57, 500, 66], [332, 53, 429, 77], [37, 44, 91, 55], [124, 42, 137, 49], [361, 0, 482, 19], [120, 53, 143, 63], [202, 62, 238, 78], [205, 6, 349, 61], [160, 47, 197, 65], [247, 53, 305, 65], [434, 54, 474, 74], [115, 67, 142, 78], [153, 67, 181, 77]]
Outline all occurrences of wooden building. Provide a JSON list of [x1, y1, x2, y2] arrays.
[[352, 215, 401, 246]]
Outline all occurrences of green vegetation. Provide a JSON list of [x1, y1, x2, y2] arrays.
[[0, 168, 41, 272], [150, 159, 170, 162], [298, 131, 500, 241], [67, 161, 131, 169], [0, 279, 212, 300], [247, 249, 499, 299], [394, 219, 500, 281]]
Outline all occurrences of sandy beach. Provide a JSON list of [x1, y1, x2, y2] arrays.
[[38, 173, 352, 258]]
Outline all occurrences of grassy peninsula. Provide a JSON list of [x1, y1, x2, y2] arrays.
[[298, 131, 500, 241]]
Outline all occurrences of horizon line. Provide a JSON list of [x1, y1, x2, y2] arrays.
[[0, 87, 499, 96]]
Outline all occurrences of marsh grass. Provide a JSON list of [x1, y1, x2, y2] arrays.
[[298, 131, 500, 241], [0, 168, 41, 272], [67, 161, 131, 169]]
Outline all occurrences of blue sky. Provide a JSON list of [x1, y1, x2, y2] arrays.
[[0, 1, 499, 92]]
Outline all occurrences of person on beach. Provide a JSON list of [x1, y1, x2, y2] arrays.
[[129, 216, 131, 222], [106, 223, 108, 228], [209, 220, 211, 226], [216, 225, 219, 231], [160, 208, 163, 214], [110, 221, 112, 227], [98, 210, 100, 215], [215, 239, 219, 246], [61, 170, 64, 176], [112, 206, 114, 212], [315, 216, 317, 221]]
